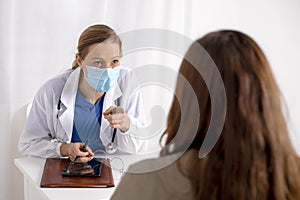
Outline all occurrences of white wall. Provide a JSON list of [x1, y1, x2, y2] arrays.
[[189, 0, 300, 153], [0, 0, 14, 199], [0, 0, 299, 199]]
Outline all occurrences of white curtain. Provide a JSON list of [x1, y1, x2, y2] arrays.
[[1, 0, 299, 199]]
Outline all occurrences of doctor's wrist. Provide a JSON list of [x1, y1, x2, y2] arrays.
[[60, 143, 71, 157], [119, 115, 130, 132]]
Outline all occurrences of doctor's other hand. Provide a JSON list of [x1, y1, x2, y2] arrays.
[[103, 106, 130, 132], [60, 142, 94, 163]]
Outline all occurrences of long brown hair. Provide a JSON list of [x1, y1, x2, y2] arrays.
[[71, 24, 122, 69], [161, 30, 300, 199]]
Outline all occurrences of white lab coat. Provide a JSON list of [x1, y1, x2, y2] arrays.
[[19, 66, 148, 158]]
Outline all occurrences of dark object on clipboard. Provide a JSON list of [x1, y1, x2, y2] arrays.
[[62, 158, 103, 177], [40, 158, 114, 188], [61, 139, 103, 176]]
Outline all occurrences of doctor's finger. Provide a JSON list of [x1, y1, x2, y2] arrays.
[[103, 106, 116, 115], [68, 143, 85, 156], [76, 156, 93, 163], [113, 107, 125, 114], [104, 106, 125, 115], [110, 113, 127, 121], [104, 114, 122, 122], [109, 118, 127, 126], [69, 155, 77, 162], [110, 123, 127, 130], [85, 146, 94, 155], [75, 148, 90, 158], [103, 114, 113, 121], [109, 117, 124, 125], [108, 118, 126, 127]]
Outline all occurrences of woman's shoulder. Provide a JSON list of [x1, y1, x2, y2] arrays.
[[112, 152, 193, 199], [127, 153, 182, 172], [130, 153, 192, 193]]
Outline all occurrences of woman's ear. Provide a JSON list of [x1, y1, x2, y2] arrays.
[[76, 54, 83, 67]]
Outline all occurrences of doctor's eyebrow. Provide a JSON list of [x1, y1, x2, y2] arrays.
[[90, 56, 120, 60]]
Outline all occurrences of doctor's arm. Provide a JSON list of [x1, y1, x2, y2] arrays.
[[19, 98, 94, 161], [113, 91, 149, 153], [18, 92, 63, 158]]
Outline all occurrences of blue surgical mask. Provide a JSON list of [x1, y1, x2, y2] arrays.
[[85, 66, 120, 92]]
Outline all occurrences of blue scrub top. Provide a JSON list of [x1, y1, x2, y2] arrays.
[[71, 90, 105, 151]]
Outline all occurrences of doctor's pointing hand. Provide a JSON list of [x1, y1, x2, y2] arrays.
[[103, 106, 130, 133]]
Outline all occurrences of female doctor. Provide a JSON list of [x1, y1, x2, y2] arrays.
[[19, 24, 148, 162]]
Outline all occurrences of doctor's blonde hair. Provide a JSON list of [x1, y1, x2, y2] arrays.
[[71, 24, 122, 69]]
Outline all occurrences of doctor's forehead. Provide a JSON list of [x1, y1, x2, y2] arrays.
[[85, 42, 120, 59]]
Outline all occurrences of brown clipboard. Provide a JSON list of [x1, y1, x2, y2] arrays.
[[40, 158, 114, 188]]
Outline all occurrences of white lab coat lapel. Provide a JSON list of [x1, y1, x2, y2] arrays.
[[59, 68, 81, 141], [58, 67, 122, 142], [100, 82, 122, 138]]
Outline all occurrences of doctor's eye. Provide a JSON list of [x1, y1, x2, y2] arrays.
[[112, 59, 119, 66], [93, 61, 103, 67]]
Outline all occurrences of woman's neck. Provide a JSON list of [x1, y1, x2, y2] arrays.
[[78, 72, 104, 105]]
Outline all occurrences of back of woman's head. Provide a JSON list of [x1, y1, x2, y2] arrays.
[[162, 30, 300, 199]]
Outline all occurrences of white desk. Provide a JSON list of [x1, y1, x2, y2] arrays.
[[14, 153, 158, 200]]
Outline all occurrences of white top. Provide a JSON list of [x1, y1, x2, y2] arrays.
[[19, 66, 149, 157]]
